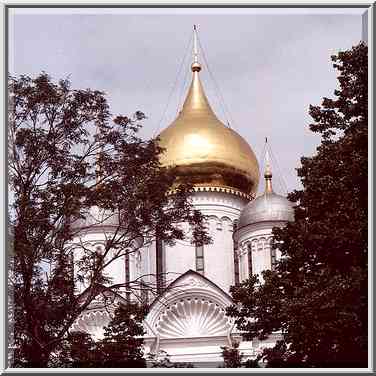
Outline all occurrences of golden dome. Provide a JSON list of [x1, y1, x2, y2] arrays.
[[157, 58, 259, 197]]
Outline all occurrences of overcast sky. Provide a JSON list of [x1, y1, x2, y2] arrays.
[[9, 8, 365, 195]]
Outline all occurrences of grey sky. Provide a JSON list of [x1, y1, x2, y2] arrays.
[[9, 8, 364, 195]]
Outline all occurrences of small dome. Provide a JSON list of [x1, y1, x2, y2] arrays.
[[237, 162, 294, 229], [238, 191, 294, 229]]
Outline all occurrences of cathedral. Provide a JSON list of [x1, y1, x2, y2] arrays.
[[70, 30, 294, 367]]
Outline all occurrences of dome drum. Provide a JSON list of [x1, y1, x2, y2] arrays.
[[168, 162, 258, 196]]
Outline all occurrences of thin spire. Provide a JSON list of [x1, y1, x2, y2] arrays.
[[193, 25, 198, 63], [179, 24, 217, 116], [191, 25, 201, 72], [264, 138, 273, 194]]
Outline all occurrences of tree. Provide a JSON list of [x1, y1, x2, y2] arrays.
[[147, 351, 195, 368], [49, 303, 147, 368], [220, 341, 261, 368], [50, 331, 98, 368], [220, 342, 243, 368], [227, 42, 368, 367], [98, 303, 147, 368], [8, 73, 209, 367]]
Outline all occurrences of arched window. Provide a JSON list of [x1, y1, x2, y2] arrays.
[[248, 243, 253, 277], [269, 239, 277, 271], [258, 238, 264, 252], [195, 244, 204, 275]]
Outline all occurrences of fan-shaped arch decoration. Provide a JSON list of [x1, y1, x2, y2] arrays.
[[155, 298, 232, 338], [71, 310, 112, 340]]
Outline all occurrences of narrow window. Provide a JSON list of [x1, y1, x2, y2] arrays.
[[234, 247, 240, 285], [270, 240, 277, 271], [195, 244, 205, 274], [125, 251, 130, 302], [248, 244, 253, 277], [156, 237, 165, 293], [93, 245, 103, 284], [233, 221, 240, 285]]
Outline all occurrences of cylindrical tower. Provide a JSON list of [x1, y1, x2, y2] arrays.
[[234, 160, 294, 283], [70, 206, 143, 298]]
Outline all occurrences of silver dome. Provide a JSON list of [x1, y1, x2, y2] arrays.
[[238, 191, 294, 229]]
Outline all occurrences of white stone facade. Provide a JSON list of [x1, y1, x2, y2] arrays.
[[70, 188, 289, 366], [235, 221, 284, 283]]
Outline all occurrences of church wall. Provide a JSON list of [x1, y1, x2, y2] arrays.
[[190, 190, 249, 293], [138, 190, 250, 295], [203, 216, 235, 292], [164, 239, 196, 286]]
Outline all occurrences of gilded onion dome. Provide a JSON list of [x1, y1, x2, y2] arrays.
[[157, 33, 259, 197]]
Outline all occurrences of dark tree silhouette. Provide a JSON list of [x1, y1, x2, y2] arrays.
[[96, 303, 147, 368], [50, 303, 147, 368], [220, 341, 261, 368], [227, 43, 368, 368], [8, 73, 209, 367], [147, 350, 195, 368], [220, 342, 243, 368]]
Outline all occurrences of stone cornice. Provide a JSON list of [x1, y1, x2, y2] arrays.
[[192, 186, 254, 200], [167, 185, 255, 200], [234, 220, 287, 243]]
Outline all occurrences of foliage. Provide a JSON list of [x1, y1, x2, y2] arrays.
[[50, 331, 98, 368], [50, 303, 147, 368], [220, 341, 261, 368], [98, 303, 147, 368], [8, 73, 209, 367], [227, 43, 368, 367], [147, 351, 195, 368], [221, 342, 243, 368]]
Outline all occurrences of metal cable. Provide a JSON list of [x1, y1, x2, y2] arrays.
[[258, 141, 267, 194], [197, 34, 234, 129], [153, 31, 194, 138], [267, 142, 289, 195], [177, 38, 194, 113]]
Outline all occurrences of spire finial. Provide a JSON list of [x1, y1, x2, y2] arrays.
[[191, 25, 202, 72], [264, 138, 273, 193]]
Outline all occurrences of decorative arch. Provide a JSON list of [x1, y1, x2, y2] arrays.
[[71, 287, 128, 340], [221, 215, 232, 223], [145, 270, 233, 339], [156, 297, 231, 338], [71, 310, 111, 340]]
